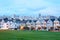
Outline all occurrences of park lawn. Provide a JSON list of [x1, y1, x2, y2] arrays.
[[0, 30, 60, 40]]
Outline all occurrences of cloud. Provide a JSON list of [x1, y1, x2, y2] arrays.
[[0, 0, 60, 16], [32, 7, 60, 16]]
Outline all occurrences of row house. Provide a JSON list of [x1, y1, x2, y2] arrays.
[[0, 16, 60, 31]]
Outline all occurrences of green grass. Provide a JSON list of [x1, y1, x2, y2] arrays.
[[0, 30, 60, 40]]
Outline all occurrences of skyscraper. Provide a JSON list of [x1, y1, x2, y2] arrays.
[[39, 13, 41, 18]]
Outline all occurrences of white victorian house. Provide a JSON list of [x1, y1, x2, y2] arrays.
[[26, 21, 31, 30], [0, 20, 8, 30], [41, 20, 47, 30], [47, 19, 53, 31], [35, 20, 41, 30], [31, 20, 36, 30], [54, 19, 60, 29]]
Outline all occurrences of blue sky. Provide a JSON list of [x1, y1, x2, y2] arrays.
[[0, 0, 60, 17]]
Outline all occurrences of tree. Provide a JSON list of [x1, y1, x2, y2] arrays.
[[50, 18, 55, 26], [0, 19, 2, 22], [4, 17, 8, 22], [44, 19, 49, 23], [58, 16, 60, 22]]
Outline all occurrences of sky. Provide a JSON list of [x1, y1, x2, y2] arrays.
[[0, 0, 60, 17]]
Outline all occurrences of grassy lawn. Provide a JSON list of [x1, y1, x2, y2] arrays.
[[0, 30, 60, 40]]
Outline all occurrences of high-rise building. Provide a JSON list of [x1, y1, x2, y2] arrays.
[[39, 13, 41, 18]]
